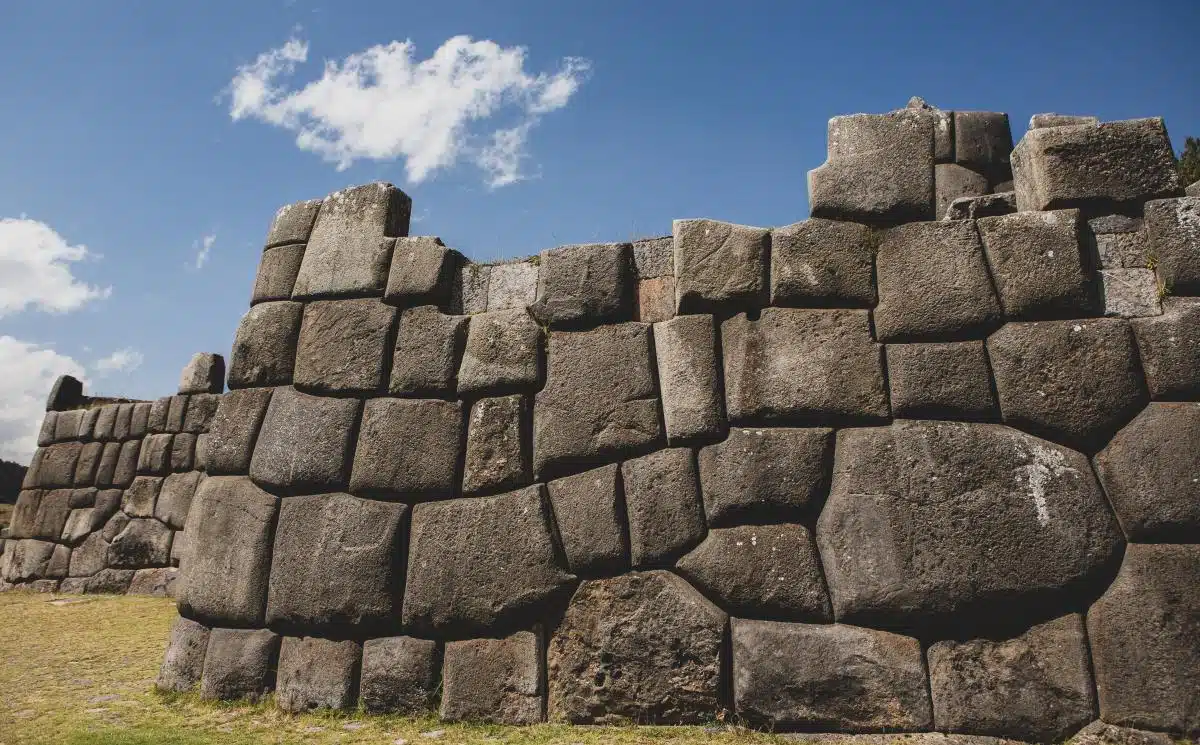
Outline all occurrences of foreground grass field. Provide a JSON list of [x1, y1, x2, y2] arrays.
[[0, 590, 790, 745]]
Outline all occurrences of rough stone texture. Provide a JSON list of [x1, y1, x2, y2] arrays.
[[817, 420, 1123, 631], [463, 395, 530, 496], [27, 442, 82, 488], [732, 619, 932, 732], [1068, 721, 1177, 745], [1, 540, 54, 582], [349, 398, 462, 499], [875, 220, 1002, 341], [954, 111, 1013, 182], [1144, 197, 1200, 294], [697, 427, 833, 526], [177, 476, 278, 626], [292, 183, 410, 298], [71, 567, 135, 594], [156, 617, 211, 692], [673, 219, 768, 312], [122, 476, 161, 518], [457, 308, 542, 396], [178, 353, 225, 395], [37, 412, 57, 446], [147, 397, 170, 434], [170, 433, 196, 472], [264, 198, 321, 249], [1100, 269, 1162, 318], [887, 341, 998, 420], [1089, 214, 1149, 269], [451, 262, 490, 315], [654, 314, 726, 443], [68, 532, 109, 577], [722, 308, 888, 423], [108, 518, 173, 568], [1031, 113, 1100, 129], [1087, 543, 1200, 737], [936, 163, 990, 218], [547, 571, 727, 724], [635, 275, 676, 323], [676, 523, 831, 621], [808, 112, 936, 224], [128, 567, 178, 597], [113, 403, 134, 441], [227, 301, 304, 389], [529, 242, 633, 327], [182, 394, 219, 434], [442, 630, 544, 725], [206, 388, 273, 475], [130, 402, 151, 437], [166, 395, 188, 433], [903, 99, 953, 162], [545, 464, 628, 576], [385, 236, 457, 307], [770, 218, 876, 307], [389, 306, 467, 396], [155, 471, 201, 529], [46, 374, 84, 411], [928, 614, 1096, 743], [275, 636, 361, 712], [33, 490, 72, 539], [200, 628, 280, 702], [73, 442, 103, 486], [977, 209, 1097, 319], [55, 409, 84, 442], [251, 244, 306, 305], [249, 387, 360, 494], [486, 260, 539, 311], [61, 508, 99, 544], [113, 440, 140, 486], [632, 236, 672, 278], [403, 486, 573, 637], [1094, 402, 1200, 542], [987, 319, 1149, 451], [533, 323, 661, 477], [266, 492, 407, 631], [136, 434, 173, 476], [293, 298, 396, 395], [1011, 118, 1182, 212], [1132, 297, 1200, 399], [359, 636, 440, 715], [620, 448, 705, 568]]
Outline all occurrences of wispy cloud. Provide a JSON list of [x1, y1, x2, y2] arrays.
[[191, 233, 216, 270], [0, 216, 111, 318], [92, 348, 144, 376], [0, 336, 88, 463]]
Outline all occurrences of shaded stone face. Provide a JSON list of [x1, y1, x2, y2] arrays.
[[156, 617, 211, 693], [293, 298, 396, 395], [227, 301, 304, 389], [359, 636, 440, 715], [200, 628, 280, 703], [545, 464, 628, 576], [264, 198, 321, 249], [249, 387, 360, 494], [886, 341, 998, 421], [205, 388, 273, 475], [653, 314, 725, 444], [620, 448, 705, 568], [107, 518, 173, 569], [457, 308, 542, 396], [178, 353, 225, 395], [389, 306, 468, 397], [1132, 298, 1200, 399], [349, 398, 463, 499], [251, 244, 306, 305], [384, 236, 457, 308], [441, 630, 544, 725], [529, 242, 633, 327], [1144, 196, 1200, 295], [275, 637, 362, 713], [462, 395, 530, 496]]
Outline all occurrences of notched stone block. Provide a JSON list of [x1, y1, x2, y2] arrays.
[[264, 198, 321, 249], [178, 353, 225, 395], [457, 308, 542, 396], [384, 236, 457, 307]]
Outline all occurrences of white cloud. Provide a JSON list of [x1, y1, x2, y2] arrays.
[[0, 336, 87, 464], [225, 35, 590, 187], [92, 348, 144, 376], [192, 233, 216, 270], [0, 217, 111, 318]]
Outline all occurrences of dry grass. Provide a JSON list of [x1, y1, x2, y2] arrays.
[[0, 590, 792, 745]]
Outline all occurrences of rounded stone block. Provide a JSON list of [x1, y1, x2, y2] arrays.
[[178, 353, 226, 395], [251, 243, 305, 305], [200, 628, 280, 702], [107, 518, 173, 569], [206, 388, 273, 475], [264, 198, 321, 249], [673, 219, 768, 313], [389, 306, 467, 397], [156, 617, 211, 693], [953, 111, 1013, 182], [293, 298, 396, 395], [769, 218, 876, 307], [227, 301, 304, 389], [886, 341, 998, 421], [1132, 298, 1200, 400], [349, 398, 462, 499], [275, 636, 361, 713], [384, 236, 457, 307], [529, 242, 633, 327], [249, 387, 360, 494], [360, 636, 440, 715], [442, 629, 544, 725], [457, 308, 542, 396]]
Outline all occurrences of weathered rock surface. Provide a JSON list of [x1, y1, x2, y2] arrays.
[[156, 617, 211, 692], [178, 353, 225, 395], [227, 301, 304, 389], [128, 567, 178, 597], [547, 571, 727, 724], [954, 111, 1013, 182], [206, 388, 273, 475], [486, 260, 539, 311], [107, 518, 173, 568], [936, 163, 990, 218], [545, 464, 628, 576], [46, 374, 84, 412], [68, 532, 109, 577], [635, 275, 675, 323], [389, 306, 467, 396], [770, 218, 876, 307], [621, 448, 706, 567], [673, 219, 768, 312], [293, 298, 396, 395], [977, 209, 1097, 319], [457, 308, 542, 395], [1031, 113, 1100, 129], [136, 434, 172, 476], [275, 636, 361, 712], [1089, 213, 1149, 269], [442, 630, 544, 724], [529, 242, 632, 327], [360, 636, 440, 715], [251, 243, 305, 305], [26, 442, 82, 488], [200, 628, 280, 702], [249, 387, 360, 494], [463, 395, 529, 496], [1132, 298, 1200, 400], [264, 198, 321, 249], [887, 341, 998, 420], [654, 314, 726, 443], [1100, 269, 1162, 318], [384, 236, 457, 307], [451, 262, 490, 314], [945, 191, 1018, 221], [349, 398, 462, 499], [1, 539, 55, 582], [1144, 196, 1200, 294]]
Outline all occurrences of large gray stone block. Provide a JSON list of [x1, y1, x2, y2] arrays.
[[463, 395, 530, 496], [107, 518, 173, 568], [275, 636, 361, 712], [93, 404, 119, 441], [732, 619, 931, 732], [68, 532, 109, 577], [182, 393, 220, 434], [146, 396, 170, 434], [166, 395, 188, 433], [46, 374, 84, 411], [93, 443, 121, 487], [457, 308, 542, 396], [206, 388, 273, 475], [533, 323, 661, 477], [293, 298, 396, 395], [545, 464, 628, 576], [73, 441, 103, 486], [621, 448, 705, 568], [264, 198, 321, 248], [384, 236, 457, 307], [54, 409, 84, 442], [389, 305, 467, 396], [673, 219, 768, 313], [529, 242, 633, 327], [442, 629, 544, 724], [200, 628, 280, 702], [698, 427, 832, 526], [113, 440, 139, 486], [1100, 269, 1162, 318], [176, 476, 278, 626], [954, 111, 1013, 182], [155, 471, 201, 530], [226, 301, 303, 389], [1144, 196, 1200, 294], [987, 319, 1149, 452], [654, 314, 725, 443], [156, 617, 210, 693], [1132, 298, 1200, 399], [875, 220, 1002, 342], [170, 433, 196, 472], [359, 636, 439, 715], [1030, 113, 1100, 129], [249, 387, 360, 494], [36, 411, 56, 447], [1090, 213, 1149, 269], [403, 485, 572, 637], [251, 243, 305, 305], [178, 353, 225, 395], [936, 163, 989, 219], [977, 209, 1097, 319], [547, 571, 726, 724], [26, 442, 82, 488], [722, 308, 888, 423], [128, 567, 178, 597], [266, 492, 407, 632], [770, 218, 876, 307], [349, 398, 462, 499], [32, 489, 72, 539], [0, 539, 55, 582], [817, 421, 1123, 631], [450, 261, 490, 315], [136, 434, 173, 476], [887, 341, 998, 420], [122, 476, 161, 518], [486, 259, 539, 311]]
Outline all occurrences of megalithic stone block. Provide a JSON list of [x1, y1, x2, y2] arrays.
[[200, 628, 280, 702], [769, 218, 876, 308], [249, 386, 360, 494], [620, 448, 705, 568], [293, 298, 396, 395], [384, 236, 458, 308], [275, 636, 362, 713], [227, 301, 304, 389], [359, 636, 440, 715], [251, 244, 305, 305], [349, 398, 462, 499], [886, 341, 998, 421], [389, 305, 468, 397], [457, 308, 543, 396], [206, 388, 273, 475], [673, 219, 768, 313], [545, 463, 628, 576], [486, 260, 539, 311], [653, 314, 726, 444], [46, 374, 84, 411], [1132, 298, 1200, 399], [935, 163, 989, 220], [463, 394, 530, 496], [178, 353, 225, 395], [529, 242, 633, 327], [156, 617, 211, 693], [953, 111, 1013, 183], [441, 629, 544, 725], [54, 409, 83, 442], [264, 198, 321, 249], [1144, 197, 1200, 294]]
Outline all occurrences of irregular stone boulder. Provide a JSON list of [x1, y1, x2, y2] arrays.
[[928, 614, 1096, 743], [673, 219, 768, 312], [676, 523, 831, 621], [529, 242, 633, 327], [1, 539, 55, 582], [936, 163, 989, 218], [156, 617, 211, 693], [178, 353, 225, 395], [1132, 298, 1200, 399], [249, 387, 360, 494], [177, 476, 278, 626], [732, 619, 931, 732], [533, 323, 661, 478], [251, 243, 305, 305], [359, 636, 440, 715], [403, 486, 573, 636], [1144, 196, 1200, 294], [205, 388, 273, 475], [200, 628, 280, 702], [875, 220, 1002, 342], [107, 518, 173, 568], [547, 571, 726, 724], [74, 567, 135, 594], [722, 308, 887, 423], [349, 398, 462, 499], [46, 374, 84, 411], [388, 306, 467, 396], [1094, 403, 1200, 542], [954, 111, 1013, 182], [121, 476, 161, 518], [293, 298, 396, 395], [817, 420, 1123, 631], [264, 198, 321, 248], [226, 301, 304, 389], [266, 492, 408, 632], [457, 308, 542, 396], [1100, 269, 1162, 318], [977, 209, 1097, 319], [654, 314, 726, 443], [442, 630, 544, 724], [275, 636, 361, 712], [463, 395, 530, 496], [987, 319, 1149, 452], [887, 341, 998, 420], [486, 260, 539, 311], [545, 464, 628, 576], [621, 448, 705, 567], [128, 567, 178, 597], [770, 218, 876, 307], [384, 236, 457, 307], [1087, 544, 1200, 737]]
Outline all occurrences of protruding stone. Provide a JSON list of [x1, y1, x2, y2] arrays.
[[936, 163, 989, 219], [36, 412, 57, 447], [293, 298, 396, 395], [251, 244, 305, 305], [156, 617, 211, 693], [147, 397, 170, 434], [178, 353, 225, 395], [1030, 113, 1100, 129], [1069, 721, 1178, 745], [384, 236, 457, 307], [818, 420, 1123, 631], [1144, 196, 1200, 294], [130, 402, 151, 437], [673, 219, 768, 313], [122, 476, 161, 518], [403, 485, 572, 637], [227, 301, 304, 389], [632, 236, 673, 278], [349, 398, 462, 499], [547, 571, 726, 724], [206, 388, 273, 475], [620, 448, 705, 568], [463, 395, 530, 496], [61, 508, 99, 544], [545, 464, 628, 576], [722, 308, 888, 423], [887, 341, 998, 420], [530, 242, 633, 327], [46, 374, 84, 411], [200, 628, 280, 702], [264, 198, 321, 249], [94, 404, 119, 441], [181, 394, 218, 434], [486, 260, 539, 311], [1132, 298, 1200, 399], [954, 111, 1013, 182], [1101, 269, 1162, 318], [136, 434, 173, 476], [250, 387, 360, 494], [389, 306, 467, 396], [944, 191, 1018, 221], [275, 636, 361, 712], [108, 518, 173, 568], [360, 636, 440, 715], [987, 319, 1149, 451], [457, 308, 542, 396], [442, 629, 544, 724], [770, 218, 876, 307], [654, 314, 726, 443], [0, 539, 55, 582], [732, 619, 932, 731], [155, 471, 201, 530]]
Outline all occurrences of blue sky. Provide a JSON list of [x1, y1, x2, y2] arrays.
[[0, 0, 1197, 461]]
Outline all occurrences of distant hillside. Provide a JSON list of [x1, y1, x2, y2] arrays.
[[0, 459, 27, 503]]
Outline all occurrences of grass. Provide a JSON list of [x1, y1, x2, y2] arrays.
[[0, 590, 792, 745]]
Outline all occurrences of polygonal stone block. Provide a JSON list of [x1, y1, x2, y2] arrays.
[[632, 236, 672, 278], [1101, 269, 1162, 318], [249, 387, 360, 494], [156, 617, 210, 693], [954, 111, 1013, 183], [8, 490, 43, 539], [0, 539, 55, 582], [59, 507, 96, 545], [112, 403, 134, 441], [31, 489, 71, 540], [264, 198, 321, 249], [292, 183, 410, 299], [1030, 113, 1100, 129], [389, 305, 468, 397], [68, 532, 109, 577], [936, 163, 989, 218], [673, 219, 768, 313], [251, 244, 305, 305], [450, 262, 490, 315], [200, 628, 280, 702], [45, 374, 84, 412], [359, 636, 439, 715], [166, 395, 188, 433], [621, 448, 705, 568], [155, 471, 201, 530], [442, 629, 544, 724], [146, 397, 170, 434], [349, 398, 462, 499], [78, 408, 102, 439], [722, 308, 888, 423], [654, 314, 725, 443], [886, 341, 998, 420], [93, 404, 119, 441], [987, 319, 1149, 451], [45, 543, 72, 579], [529, 242, 633, 327], [136, 434, 173, 476], [108, 518, 173, 568], [227, 301, 303, 389], [94, 442, 122, 487], [533, 323, 661, 478], [635, 276, 675, 323], [293, 298, 396, 395], [545, 464, 628, 576], [206, 388, 272, 475], [1090, 213, 1149, 269], [178, 353, 225, 395], [70, 567, 135, 594], [547, 571, 726, 724], [26, 442, 81, 488], [73, 442, 103, 486], [36, 412, 57, 447], [384, 236, 457, 307], [486, 260, 539, 311], [463, 395, 530, 496], [1144, 196, 1200, 294], [1132, 298, 1200, 399], [875, 220, 1002, 342], [182, 394, 219, 434], [457, 308, 542, 396], [122, 476, 161, 518], [130, 402, 151, 438], [275, 636, 361, 712], [769, 218, 876, 307]]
